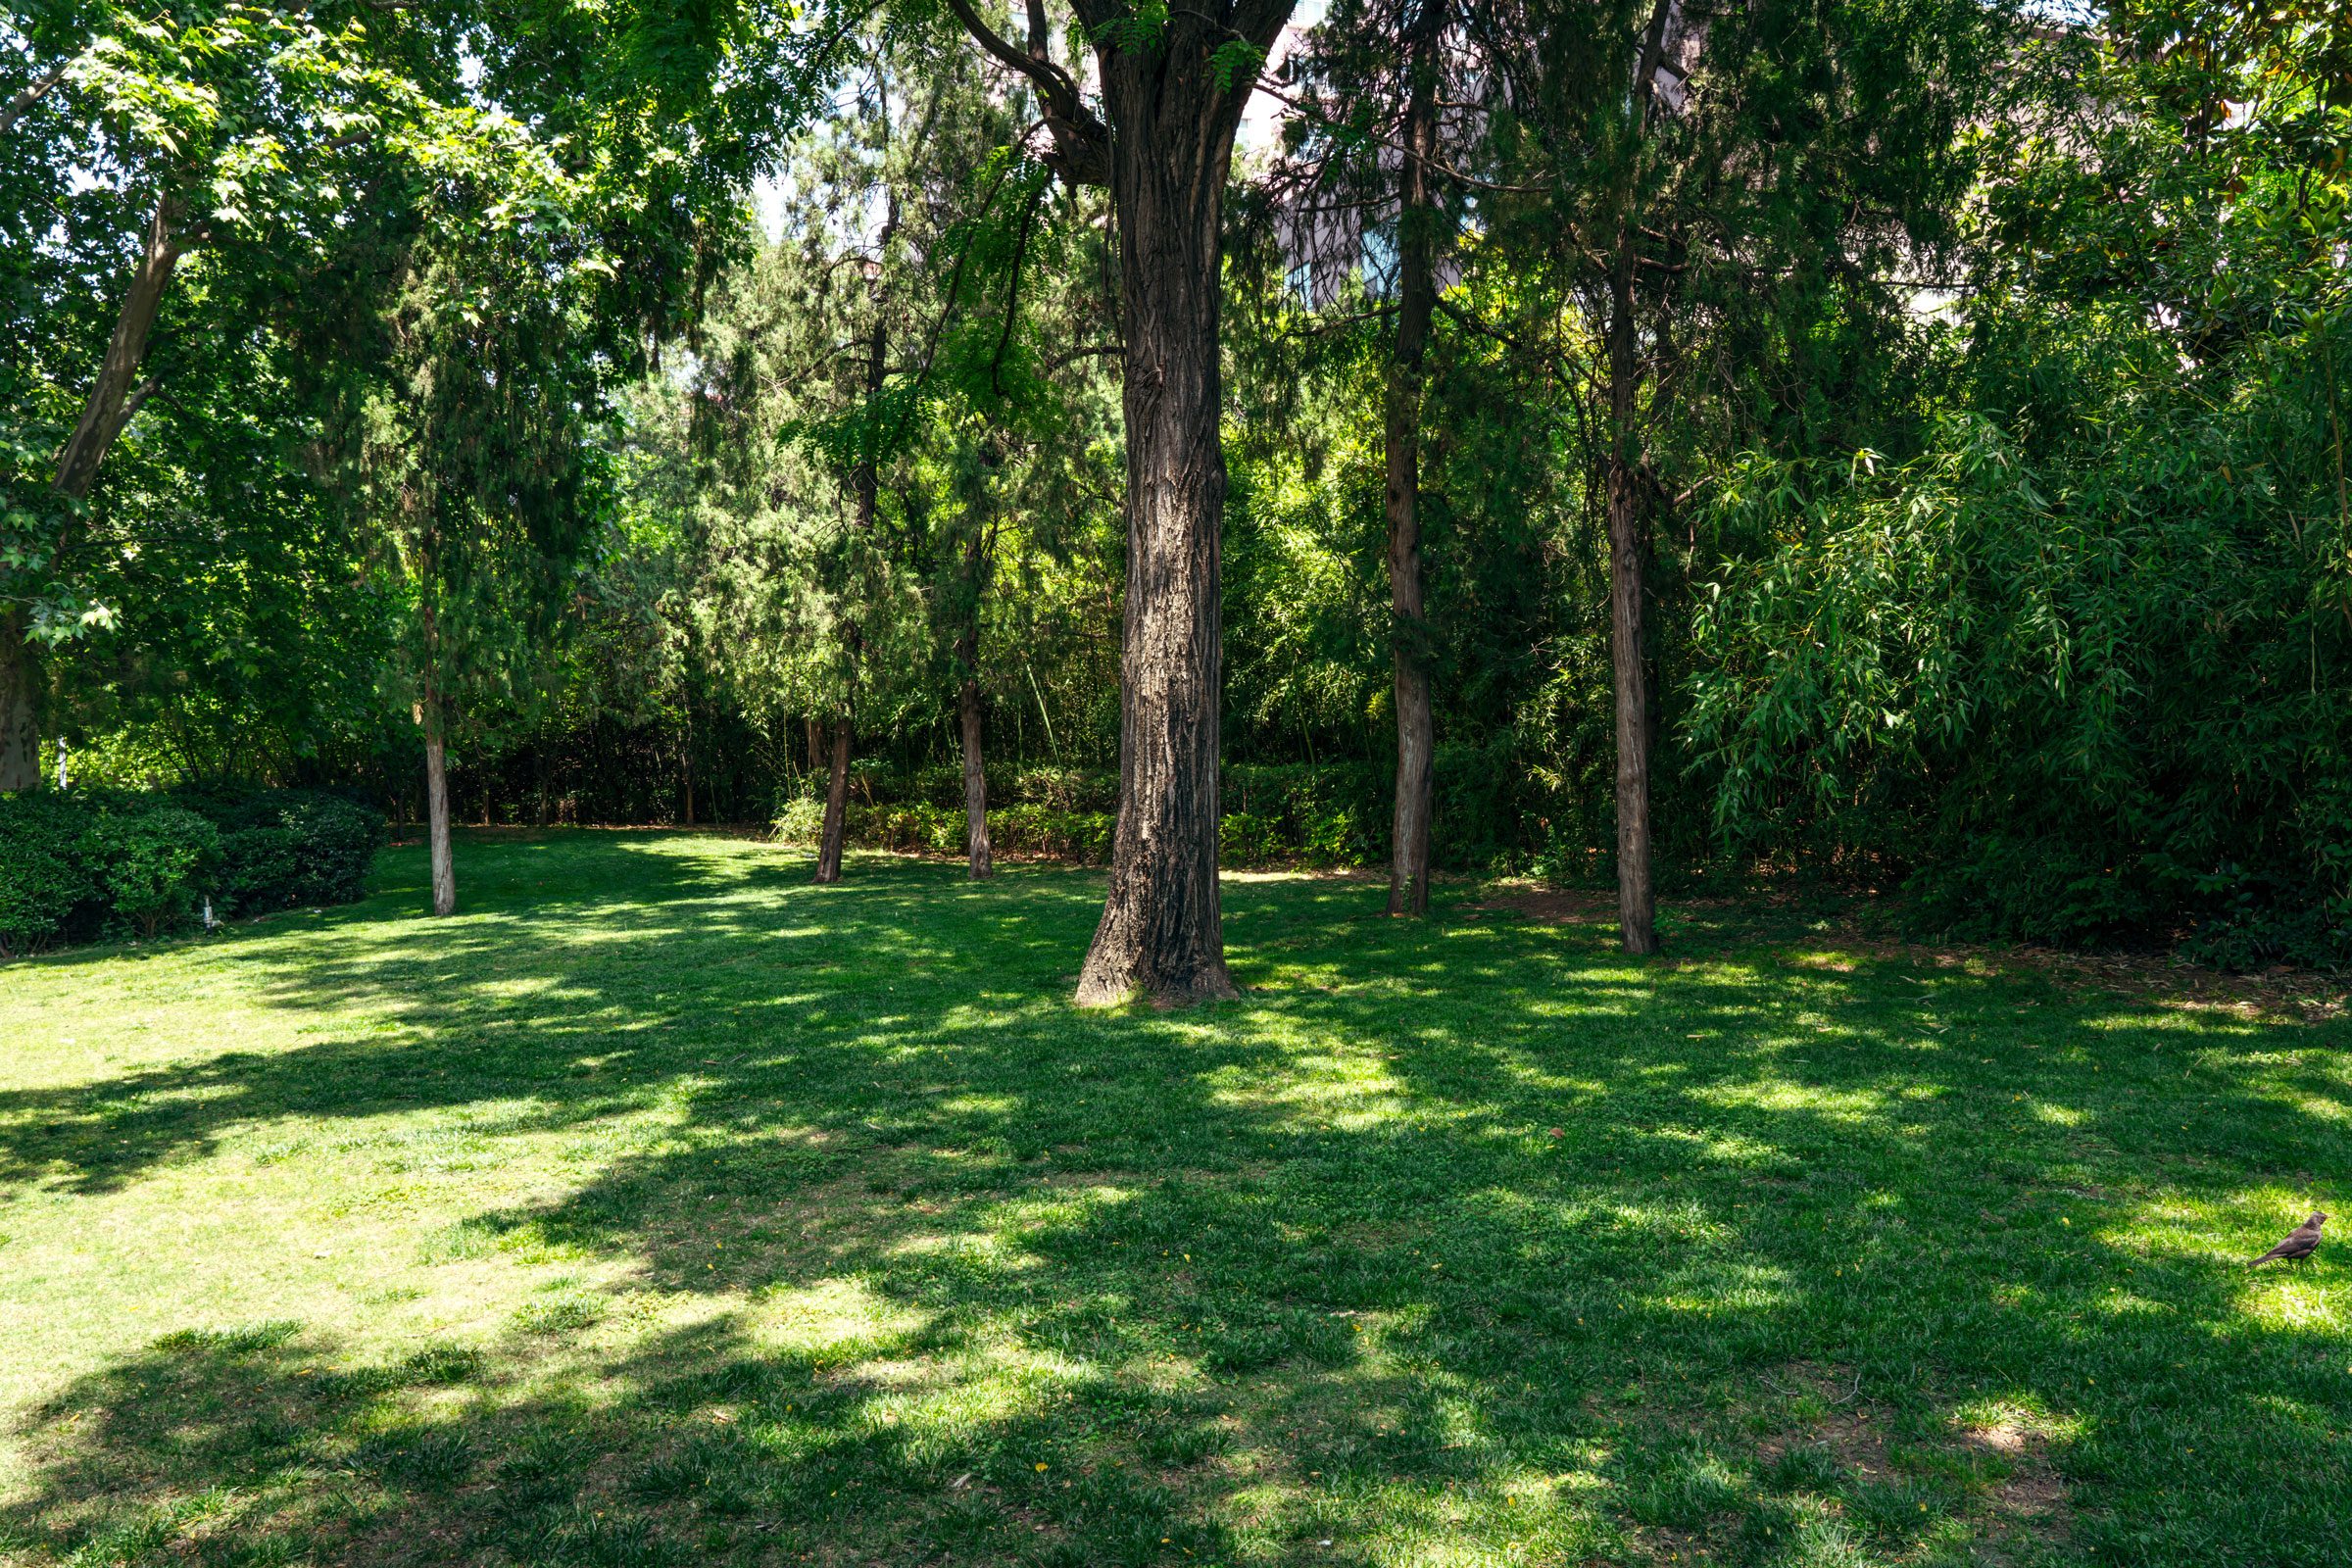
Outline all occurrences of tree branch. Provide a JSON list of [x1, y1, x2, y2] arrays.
[[0, 57, 70, 137], [940, 0, 1109, 186]]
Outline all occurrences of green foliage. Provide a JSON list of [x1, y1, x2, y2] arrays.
[[178, 789, 387, 912], [216, 824, 303, 916], [1683, 4, 2352, 966], [0, 787, 381, 954], [78, 804, 220, 939], [770, 794, 829, 849], [0, 793, 92, 956]]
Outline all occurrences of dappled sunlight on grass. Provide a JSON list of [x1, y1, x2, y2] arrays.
[[0, 830, 2345, 1565]]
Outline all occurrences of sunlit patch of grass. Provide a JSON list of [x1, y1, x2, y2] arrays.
[[0, 830, 2345, 1565]]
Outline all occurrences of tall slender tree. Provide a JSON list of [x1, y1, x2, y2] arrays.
[[1467, 0, 2003, 951], [1271, 0, 1470, 916]]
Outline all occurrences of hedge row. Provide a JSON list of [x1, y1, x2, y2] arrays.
[[771, 795, 1379, 868], [0, 787, 384, 956]]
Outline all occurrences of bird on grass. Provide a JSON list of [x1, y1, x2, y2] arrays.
[[2246, 1211, 2327, 1267]]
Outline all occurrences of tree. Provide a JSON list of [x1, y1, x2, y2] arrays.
[[1464, 0, 2004, 951], [1271, 0, 1472, 916], [1, 3, 437, 790], [938, 0, 1298, 1004], [346, 3, 828, 913]]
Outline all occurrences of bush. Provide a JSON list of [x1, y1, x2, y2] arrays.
[[1, 785, 383, 956], [771, 794, 826, 848], [219, 825, 303, 913], [0, 792, 95, 956], [271, 794, 383, 905], [82, 806, 220, 938], [176, 788, 385, 913], [1220, 810, 1280, 865]]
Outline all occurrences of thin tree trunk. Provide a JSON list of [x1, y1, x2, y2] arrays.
[[417, 533, 457, 916], [1605, 250, 1657, 956], [956, 514, 995, 879], [814, 179, 898, 886], [0, 610, 37, 792], [1385, 13, 1442, 918], [422, 691, 457, 918], [1602, 0, 1676, 957], [1072, 64, 1258, 1006], [814, 719, 852, 883], [55, 196, 183, 500], [806, 715, 824, 773], [1605, 447, 1655, 954], [959, 632, 993, 880]]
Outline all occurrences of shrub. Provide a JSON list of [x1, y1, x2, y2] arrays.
[[271, 794, 382, 905], [992, 805, 1114, 862], [770, 794, 825, 848], [0, 792, 95, 956], [1220, 810, 1280, 865], [2, 785, 383, 956], [177, 788, 384, 912], [82, 805, 220, 938], [219, 825, 303, 914]]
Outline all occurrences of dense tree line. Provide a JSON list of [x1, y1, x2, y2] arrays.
[[5, 0, 2346, 984]]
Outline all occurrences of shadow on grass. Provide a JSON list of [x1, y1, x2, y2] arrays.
[[2, 831, 2347, 1565]]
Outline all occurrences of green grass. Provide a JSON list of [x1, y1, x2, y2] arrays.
[[0, 830, 2345, 1567]]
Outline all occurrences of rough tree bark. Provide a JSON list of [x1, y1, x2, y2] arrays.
[[1602, 0, 1678, 957], [1071, 110, 1240, 1004], [1385, 11, 1441, 918], [814, 719, 853, 884], [946, 0, 1295, 1003], [0, 611, 36, 792]]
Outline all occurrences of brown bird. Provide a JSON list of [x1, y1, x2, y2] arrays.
[[2246, 1211, 2327, 1266]]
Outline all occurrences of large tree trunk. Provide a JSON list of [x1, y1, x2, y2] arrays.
[[0, 610, 37, 793], [814, 719, 852, 884], [959, 637, 993, 881], [1385, 16, 1442, 919], [1072, 55, 1270, 1006], [55, 196, 182, 501], [942, 0, 1293, 1002]]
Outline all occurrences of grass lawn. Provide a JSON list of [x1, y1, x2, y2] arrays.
[[0, 831, 2345, 1567]]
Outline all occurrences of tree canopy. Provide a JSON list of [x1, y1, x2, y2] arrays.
[[6, 0, 2348, 976]]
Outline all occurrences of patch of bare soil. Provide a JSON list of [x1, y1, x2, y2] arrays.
[[1753, 1363, 1890, 1478], [1743, 1366, 2072, 1559], [1956, 1414, 2073, 1549], [1462, 887, 1617, 924]]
